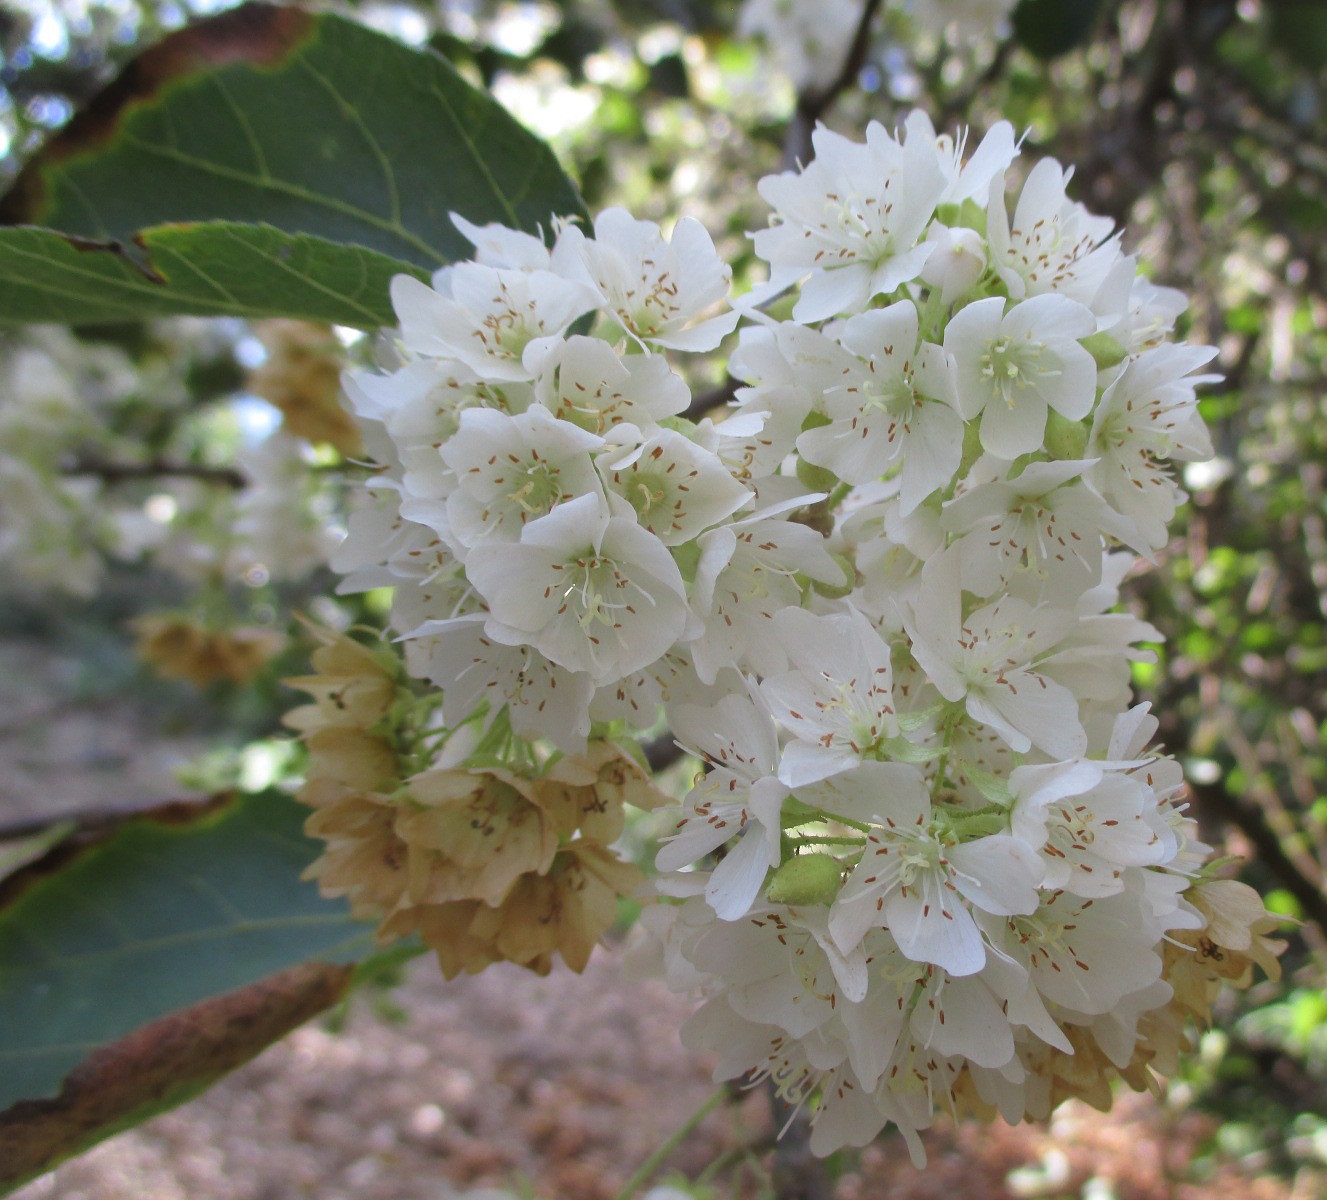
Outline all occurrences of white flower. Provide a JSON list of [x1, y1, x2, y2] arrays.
[[405, 611, 595, 752], [902, 110, 1019, 208], [465, 493, 691, 683], [451, 212, 554, 271], [1009, 760, 1174, 897], [987, 157, 1123, 308], [589, 647, 712, 730], [1087, 343, 1219, 550], [390, 264, 596, 381], [599, 428, 752, 546], [904, 550, 1087, 760], [690, 510, 847, 683], [760, 607, 899, 786], [553, 208, 738, 351], [439, 405, 606, 551], [725, 321, 844, 478], [754, 121, 948, 321], [346, 360, 529, 507], [818, 761, 1044, 974], [945, 293, 1099, 460], [794, 300, 963, 513], [533, 335, 691, 435], [977, 887, 1168, 1017], [920, 224, 988, 306], [656, 689, 789, 919], [940, 457, 1137, 602]]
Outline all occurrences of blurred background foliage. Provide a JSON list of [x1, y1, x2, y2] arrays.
[[2, 0, 1326, 1193]]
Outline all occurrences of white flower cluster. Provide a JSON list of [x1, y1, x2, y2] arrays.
[[739, 0, 1022, 94], [0, 329, 134, 597], [338, 113, 1226, 1163]]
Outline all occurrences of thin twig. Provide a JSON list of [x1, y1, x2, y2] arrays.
[[782, 0, 886, 170], [682, 375, 739, 422], [62, 456, 247, 489], [613, 1084, 729, 1199]]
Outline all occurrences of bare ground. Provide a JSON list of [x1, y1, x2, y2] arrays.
[[9, 948, 1316, 1200], [2, 627, 1320, 1200]]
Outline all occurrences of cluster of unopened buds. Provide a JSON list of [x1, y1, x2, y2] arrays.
[[294, 110, 1283, 1162]]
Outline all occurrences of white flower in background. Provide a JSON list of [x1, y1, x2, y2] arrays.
[[944, 293, 1098, 459], [554, 208, 739, 350], [229, 433, 338, 581], [902, 0, 1021, 41], [754, 121, 948, 321], [0, 459, 104, 597], [738, 0, 864, 92]]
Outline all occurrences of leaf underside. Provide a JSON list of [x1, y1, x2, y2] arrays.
[[0, 223, 424, 328]]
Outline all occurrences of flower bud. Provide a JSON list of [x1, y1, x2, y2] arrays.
[[765, 852, 842, 906]]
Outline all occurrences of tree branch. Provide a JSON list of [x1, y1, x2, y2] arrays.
[[62, 456, 247, 489], [782, 0, 885, 170]]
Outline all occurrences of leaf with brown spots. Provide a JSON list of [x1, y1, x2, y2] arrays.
[[0, 2, 587, 270], [0, 791, 376, 1124], [0, 961, 354, 1194]]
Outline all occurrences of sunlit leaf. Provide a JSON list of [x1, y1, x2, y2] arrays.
[[1, 2, 588, 269]]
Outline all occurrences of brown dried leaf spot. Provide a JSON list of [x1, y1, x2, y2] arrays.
[[0, 2, 313, 225]]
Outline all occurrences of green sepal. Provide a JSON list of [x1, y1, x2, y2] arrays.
[[671, 539, 702, 584], [812, 553, 858, 600], [876, 735, 942, 765], [780, 796, 826, 828], [895, 704, 946, 734], [796, 455, 840, 495], [957, 763, 1016, 807]]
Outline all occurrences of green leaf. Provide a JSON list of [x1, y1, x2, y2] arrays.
[[0, 790, 374, 1114], [1, 2, 588, 269], [0, 223, 426, 328], [0, 960, 355, 1194], [1012, 0, 1105, 59]]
